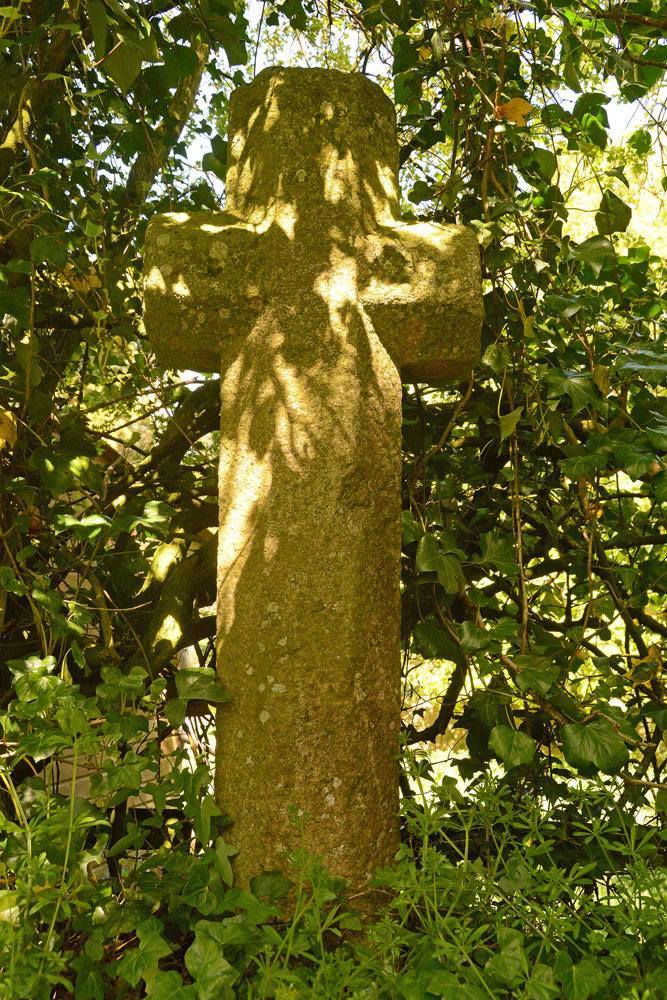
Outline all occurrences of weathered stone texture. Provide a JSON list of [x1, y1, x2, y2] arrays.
[[143, 65, 482, 903], [215, 302, 402, 892]]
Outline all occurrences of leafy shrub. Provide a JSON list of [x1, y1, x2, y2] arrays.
[[2, 664, 667, 999]]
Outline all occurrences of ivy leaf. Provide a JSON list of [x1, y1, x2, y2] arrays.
[[415, 532, 440, 572], [402, 510, 424, 544], [458, 621, 490, 653], [223, 887, 279, 924], [27, 447, 92, 497], [219, 31, 247, 68], [652, 471, 667, 502], [515, 664, 558, 696], [0, 567, 26, 596], [86, 0, 108, 60], [547, 373, 604, 416], [30, 234, 68, 267], [214, 836, 239, 887], [393, 32, 418, 74], [250, 870, 294, 902], [563, 54, 580, 92], [412, 622, 464, 664], [628, 128, 652, 156], [561, 718, 629, 775], [482, 342, 511, 373], [118, 665, 148, 697], [499, 406, 523, 440], [489, 725, 536, 768], [115, 917, 172, 989], [394, 70, 421, 105], [182, 863, 219, 915], [555, 954, 606, 1000], [164, 42, 201, 78], [436, 553, 465, 594], [544, 294, 584, 319], [604, 165, 629, 188], [103, 28, 159, 92], [459, 689, 510, 735], [408, 179, 434, 204], [484, 928, 528, 986], [613, 439, 657, 479], [595, 189, 632, 235], [0, 285, 31, 326], [430, 29, 445, 61], [426, 969, 460, 996], [147, 970, 196, 999], [20, 728, 71, 762], [518, 146, 557, 185], [415, 534, 464, 593], [175, 667, 229, 703], [55, 699, 89, 736], [525, 964, 560, 1000], [581, 112, 608, 148], [496, 97, 533, 126], [559, 451, 607, 480], [106, 822, 146, 860], [202, 153, 226, 180], [573, 92, 610, 149], [573, 235, 614, 277], [72, 954, 105, 999], [646, 413, 667, 451], [425, 970, 487, 998], [104, 41, 142, 92], [478, 531, 519, 575], [617, 348, 667, 386], [184, 921, 238, 999], [107, 751, 145, 792], [141, 500, 177, 529], [164, 697, 187, 728], [194, 797, 222, 848]]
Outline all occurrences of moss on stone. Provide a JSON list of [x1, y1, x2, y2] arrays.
[[143, 66, 483, 905]]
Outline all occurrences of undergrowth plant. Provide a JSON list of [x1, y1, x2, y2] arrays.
[[2, 661, 667, 999], [3, 0, 667, 997]]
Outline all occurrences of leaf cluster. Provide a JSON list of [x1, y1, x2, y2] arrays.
[[2, 0, 667, 994]]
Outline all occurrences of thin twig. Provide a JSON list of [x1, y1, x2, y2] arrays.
[[410, 370, 475, 482]]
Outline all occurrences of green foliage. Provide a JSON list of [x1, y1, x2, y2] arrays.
[[3, 669, 664, 998], [392, 0, 667, 804], [2, 0, 667, 994]]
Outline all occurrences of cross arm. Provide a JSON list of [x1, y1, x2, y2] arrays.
[[359, 222, 483, 382], [143, 211, 264, 373]]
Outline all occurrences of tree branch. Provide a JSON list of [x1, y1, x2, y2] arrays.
[[0, 6, 79, 182], [125, 39, 209, 207], [132, 378, 220, 481], [138, 537, 217, 678]]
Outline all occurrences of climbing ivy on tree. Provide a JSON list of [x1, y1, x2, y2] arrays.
[[3, 0, 667, 996], [382, 0, 667, 794]]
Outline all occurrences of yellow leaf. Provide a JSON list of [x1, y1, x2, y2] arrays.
[[593, 364, 610, 395], [0, 408, 17, 452], [647, 644, 663, 668], [626, 647, 662, 687], [63, 263, 102, 293], [479, 15, 516, 38], [0, 892, 19, 924], [496, 98, 533, 126]]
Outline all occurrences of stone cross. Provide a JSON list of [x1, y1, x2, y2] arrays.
[[143, 66, 482, 903]]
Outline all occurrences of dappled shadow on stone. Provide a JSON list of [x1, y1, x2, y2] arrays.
[[142, 65, 481, 908]]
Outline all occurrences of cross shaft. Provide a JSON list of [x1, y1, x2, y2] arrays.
[[144, 65, 482, 902]]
